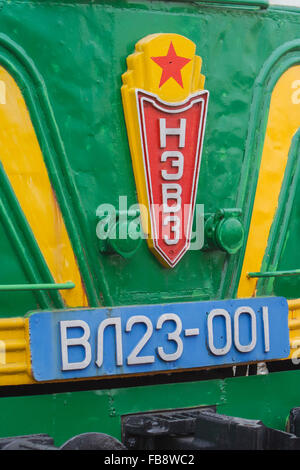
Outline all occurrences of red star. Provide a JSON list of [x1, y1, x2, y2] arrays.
[[151, 42, 191, 88]]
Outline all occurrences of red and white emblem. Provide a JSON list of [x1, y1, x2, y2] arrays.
[[136, 90, 208, 267], [122, 34, 209, 267]]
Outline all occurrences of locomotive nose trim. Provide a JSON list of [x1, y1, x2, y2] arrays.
[[0, 295, 298, 387]]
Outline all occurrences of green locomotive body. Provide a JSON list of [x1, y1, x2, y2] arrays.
[[0, 0, 299, 450]]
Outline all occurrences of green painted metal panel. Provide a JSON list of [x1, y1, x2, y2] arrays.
[[0, 1, 297, 311], [0, 371, 300, 446], [0, 0, 297, 446]]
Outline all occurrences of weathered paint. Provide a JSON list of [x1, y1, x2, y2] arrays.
[[237, 66, 300, 298], [0, 1, 297, 309], [0, 296, 298, 386], [0, 67, 88, 308], [0, 317, 32, 385], [0, 0, 297, 445], [0, 369, 300, 446], [288, 298, 300, 363]]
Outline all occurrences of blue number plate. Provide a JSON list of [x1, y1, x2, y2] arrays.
[[29, 297, 290, 381]]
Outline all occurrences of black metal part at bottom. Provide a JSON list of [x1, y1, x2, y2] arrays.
[[0, 434, 56, 450], [286, 407, 300, 437], [122, 407, 300, 450], [0, 432, 126, 451], [3, 408, 300, 450]]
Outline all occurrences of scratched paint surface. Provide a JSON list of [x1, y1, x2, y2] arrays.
[[0, 0, 297, 445], [0, 67, 87, 308], [0, 2, 297, 312], [237, 66, 300, 298]]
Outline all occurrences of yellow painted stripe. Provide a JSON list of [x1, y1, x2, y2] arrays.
[[3, 339, 27, 351], [237, 66, 300, 298], [0, 67, 87, 307], [288, 299, 300, 363], [0, 305, 298, 386], [0, 317, 35, 385], [0, 317, 25, 329]]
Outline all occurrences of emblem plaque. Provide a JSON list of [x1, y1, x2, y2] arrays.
[[121, 34, 209, 267]]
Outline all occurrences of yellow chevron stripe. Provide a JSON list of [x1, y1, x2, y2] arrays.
[[237, 65, 300, 297], [0, 67, 87, 307]]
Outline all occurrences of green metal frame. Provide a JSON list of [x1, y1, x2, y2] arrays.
[[0, 282, 75, 291], [256, 130, 300, 294], [0, 0, 297, 446], [248, 270, 300, 279], [222, 40, 300, 299], [1, 369, 300, 446], [191, 0, 268, 7], [0, 34, 109, 307]]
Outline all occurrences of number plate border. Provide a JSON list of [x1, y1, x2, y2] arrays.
[[28, 297, 290, 382]]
